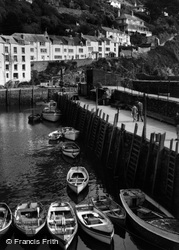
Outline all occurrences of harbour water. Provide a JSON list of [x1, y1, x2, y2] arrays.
[[0, 106, 166, 250]]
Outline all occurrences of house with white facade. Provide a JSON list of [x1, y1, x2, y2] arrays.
[[116, 13, 152, 36], [101, 26, 131, 45], [108, 0, 121, 9], [0, 35, 31, 86], [13, 33, 51, 61]]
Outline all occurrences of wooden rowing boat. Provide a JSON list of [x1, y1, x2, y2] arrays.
[[66, 166, 89, 194], [14, 201, 46, 237], [75, 203, 114, 244], [120, 188, 179, 248], [91, 195, 126, 226], [47, 201, 78, 250], [61, 142, 80, 159], [0, 203, 12, 237]]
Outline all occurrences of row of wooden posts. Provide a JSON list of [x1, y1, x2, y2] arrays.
[[58, 94, 179, 218]]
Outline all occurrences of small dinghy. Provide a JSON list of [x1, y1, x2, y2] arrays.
[[91, 195, 126, 226], [28, 113, 41, 123], [61, 127, 80, 141], [14, 201, 46, 237], [75, 203, 114, 244], [47, 201, 78, 250], [48, 130, 63, 141], [0, 203, 12, 236], [66, 166, 89, 194], [61, 142, 80, 159]]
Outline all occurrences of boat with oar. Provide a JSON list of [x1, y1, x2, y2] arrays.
[[91, 195, 126, 226], [46, 201, 78, 250], [66, 166, 89, 194], [120, 188, 179, 248], [0, 203, 12, 236], [75, 203, 114, 244], [61, 141, 80, 159], [14, 201, 46, 237]]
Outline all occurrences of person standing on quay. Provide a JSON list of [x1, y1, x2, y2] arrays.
[[136, 101, 144, 122], [174, 112, 179, 141], [131, 105, 138, 122]]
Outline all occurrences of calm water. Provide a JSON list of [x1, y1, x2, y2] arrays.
[[0, 106, 165, 250]]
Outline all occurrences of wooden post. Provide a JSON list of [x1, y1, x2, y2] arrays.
[[19, 89, 21, 107], [6, 89, 8, 107], [143, 93, 147, 140], [151, 133, 166, 195]]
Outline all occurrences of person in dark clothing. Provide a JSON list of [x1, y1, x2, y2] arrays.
[[136, 101, 143, 122], [174, 112, 179, 141]]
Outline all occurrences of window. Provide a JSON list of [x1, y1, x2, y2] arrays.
[[54, 55, 62, 59], [55, 48, 61, 52], [88, 47, 93, 52], [40, 49, 47, 53], [40, 42, 45, 46], [68, 49, 73, 53], [87, 41, 91, 46], [14, 55, 18, 62], [5, 55, 9, 61], [30, 56, 34, 60], [106, 41, 110, 45], [23, 73, 25, 78], [6, 73, 9, 78], [99, 47, 102, 52], [98, 41, 102, 46], [106, 48, 110, 51], [22, 64, 25, 70], [64, 49, 67, 52], [30, 48, 34, 52], [22, 47, 25, 53], [5, 64, 9, 70], [41, 56, 45, 60], [5, 46, 8, 53], [13, 73, 18, 78], [79, 48, 83, 53], [14, 64, 18, 70], [22, 56, 25, 62]]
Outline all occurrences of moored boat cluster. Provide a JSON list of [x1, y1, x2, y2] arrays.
[[1, 186, 179, 249]]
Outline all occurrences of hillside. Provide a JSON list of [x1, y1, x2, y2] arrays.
[[1, 0, 179, 79]]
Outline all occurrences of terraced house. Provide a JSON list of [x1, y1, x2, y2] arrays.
[[0, 29, 130, 86]]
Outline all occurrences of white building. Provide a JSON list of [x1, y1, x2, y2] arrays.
[[101, 26, 131, 45], [0, 35, 31, 85]]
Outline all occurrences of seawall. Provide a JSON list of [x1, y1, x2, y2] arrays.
[[57, 94, 179, 218]]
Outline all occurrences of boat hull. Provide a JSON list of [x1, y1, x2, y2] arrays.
[[46, 202, 78, 250], [120, 189, 179, 248], [75, 204, 114, 245], [66, 167, 89, 194], [42, 112, 61, 122], [78, 218, 113, 244], [62, 142, 80, 159], [91, 196, 126, 226], [0, 203, 12, 237], [14, 202, 46, 237], [62, 127, 80, 141]]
